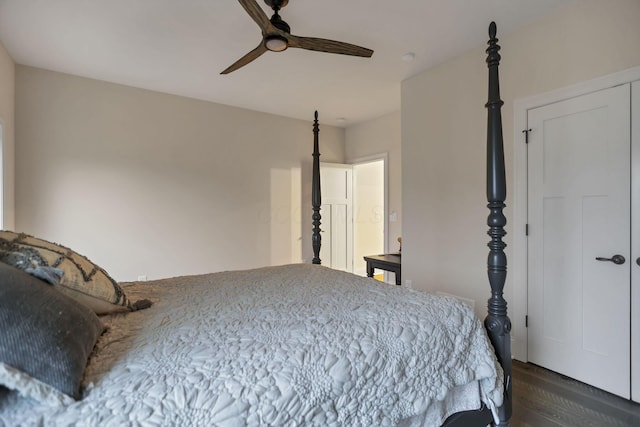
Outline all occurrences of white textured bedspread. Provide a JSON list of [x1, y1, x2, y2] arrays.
[[0, 264, 503, 426]]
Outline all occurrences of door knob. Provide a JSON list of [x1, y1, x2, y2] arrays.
[[595, 255, 626, 265], [637, 257, 640, 266]]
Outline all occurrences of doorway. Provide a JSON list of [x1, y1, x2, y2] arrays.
[[513, 68, 640, 403], [319, 156, 386, 276], [526, 84, 631, 398], [352, 158, 386, 277]]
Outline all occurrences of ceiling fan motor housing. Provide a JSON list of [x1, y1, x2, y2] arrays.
[[270, 13, 290, 33]]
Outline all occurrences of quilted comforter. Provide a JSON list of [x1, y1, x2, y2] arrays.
[[0, 264, 503, 426]]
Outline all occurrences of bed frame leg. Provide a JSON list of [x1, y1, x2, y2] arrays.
[[485, 22, 512, 426]]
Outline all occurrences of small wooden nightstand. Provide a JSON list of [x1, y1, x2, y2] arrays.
[[363, 254, 401, 286]]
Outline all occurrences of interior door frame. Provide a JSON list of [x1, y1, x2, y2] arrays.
[[632, 80, 640, 402], [511, 65, 640, 362]]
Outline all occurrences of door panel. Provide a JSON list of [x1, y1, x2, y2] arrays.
[[528, 84, 631, 398], [324, 204, 348, 271], [319, 163, 353, 272], [319, 204, 331, 267]]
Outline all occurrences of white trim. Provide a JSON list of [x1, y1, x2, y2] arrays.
[[631, 80, 640, 403], [512, 66, 640, 362]]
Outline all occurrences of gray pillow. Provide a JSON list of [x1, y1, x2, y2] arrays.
[[0, 261, 103, 404]]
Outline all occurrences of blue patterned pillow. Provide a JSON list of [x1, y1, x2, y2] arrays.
[[0, 261, 104, 404]]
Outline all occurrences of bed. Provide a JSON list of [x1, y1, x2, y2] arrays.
[[0, 23, 511, 427]]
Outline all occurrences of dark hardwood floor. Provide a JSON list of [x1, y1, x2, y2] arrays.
[[511, 360, 640, 426]]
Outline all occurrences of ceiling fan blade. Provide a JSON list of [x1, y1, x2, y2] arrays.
[[238, 0, 272, 32], [221, 43, 268, 74], [288, 35, 373, 57]]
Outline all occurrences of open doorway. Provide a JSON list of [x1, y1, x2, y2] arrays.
[[318, 156, 387, 278], [352, 156, 386, 278]]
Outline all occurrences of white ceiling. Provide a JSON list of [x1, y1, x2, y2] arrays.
[[0, 0, 575, 127]]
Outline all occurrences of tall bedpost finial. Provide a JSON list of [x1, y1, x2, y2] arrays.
[[312, 110, 322, 264], [489, 21, 497, 39], [484, 22, 512, 426]]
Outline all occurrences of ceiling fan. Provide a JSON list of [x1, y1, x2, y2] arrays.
[[221, 0, 374, 74]]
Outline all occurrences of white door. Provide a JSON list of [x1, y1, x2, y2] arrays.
[[527, 84, 631, 398], [319, 163, 353, 272]]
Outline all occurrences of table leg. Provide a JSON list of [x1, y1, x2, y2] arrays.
[[366, 263, 374, 278]]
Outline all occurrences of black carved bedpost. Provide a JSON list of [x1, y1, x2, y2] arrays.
[[311, 111, 322, 264], [484, 22, 512, 426]]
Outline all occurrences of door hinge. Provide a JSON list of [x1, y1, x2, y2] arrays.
[[522, 128, 532, 144], [525, 315, 529, 328], [526, 224, 529, 236]]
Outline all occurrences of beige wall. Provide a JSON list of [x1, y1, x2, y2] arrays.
[[15, 66, 345, 281], [0, 41, 14, 230], [345, 111, 402, 256], [402, 0, 640, 317]]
